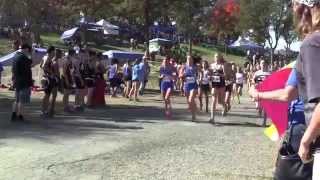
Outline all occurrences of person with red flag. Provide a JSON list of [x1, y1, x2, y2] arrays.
[[249, 67, 306, 152], [288, 1, 320, 178]]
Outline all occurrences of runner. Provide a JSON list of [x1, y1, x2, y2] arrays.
[[198, 60, 210, 113], [252, 60, 271, 118], [40, 46, 56, 118], [182, 55, 198, 121], [235, 66, 244, 104], [246, 64, 254, 92], [224, 61, 236, 113], [210, 53, 227, 123], [61, 49, 75, 113], [160, 58, 177, 118], [177, 62, 185, 96], [123, 61, 132, 98]]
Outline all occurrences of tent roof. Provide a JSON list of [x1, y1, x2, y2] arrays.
[[229, 37, 263, 50], [102, 50, 144, 61], [61, 27, 79, 40], [96, 19, 119, 29], [150, 38, 172, 43], [0, 48, 47, 66]]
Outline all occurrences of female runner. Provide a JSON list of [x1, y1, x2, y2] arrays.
[[210, 53, 227, 123], [182, 55, 198, 121], [198, 60, 210, 113], [160, 58, 177, 118]]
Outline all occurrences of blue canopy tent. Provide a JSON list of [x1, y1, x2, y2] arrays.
[[0, 48, 47, 66], [102, 50, 144, 63]]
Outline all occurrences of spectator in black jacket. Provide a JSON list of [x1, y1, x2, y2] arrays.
[[11, 44, 32, 122]]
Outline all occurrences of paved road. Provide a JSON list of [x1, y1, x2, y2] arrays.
[[0, 90, 276, 180]]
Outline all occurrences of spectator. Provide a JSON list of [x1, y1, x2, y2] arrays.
[[93, 53, 106, 106], [11, 44, 33, 122], [61, 49, 75, 113], [108, 59, 119, 97], [40, 46, 56, 118], [139, 56, 150, 96]]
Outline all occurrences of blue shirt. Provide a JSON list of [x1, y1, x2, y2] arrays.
[[286, 68, 304, 112], [132, 64, 140, 81], [0, 62, 3, 72], [286, 68, 305, 125], [138, 62, 145, 81]]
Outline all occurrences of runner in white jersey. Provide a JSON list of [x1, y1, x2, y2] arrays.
[[235, 66, 244, 104], [252, 60, 271, 116], [198, 60, 210, 113]]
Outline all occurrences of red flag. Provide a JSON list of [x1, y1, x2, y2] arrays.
[[257, 68, 293, 136]]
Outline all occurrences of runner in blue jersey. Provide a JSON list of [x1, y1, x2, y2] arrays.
[[160, 58, 177, 119], [181, 55, 198, 121]]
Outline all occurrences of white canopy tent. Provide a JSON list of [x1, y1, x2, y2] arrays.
[[96, 19, 119, 35], [61, 27, 79, 40]]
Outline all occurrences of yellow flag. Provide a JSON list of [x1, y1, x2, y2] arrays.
[[264, 124, 280, 141]]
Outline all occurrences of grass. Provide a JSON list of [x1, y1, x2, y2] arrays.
[[181, 44, 246, 65], [0, 38, 12, 56]]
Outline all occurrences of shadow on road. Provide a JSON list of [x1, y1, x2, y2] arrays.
[[0, 94, 192, 143]]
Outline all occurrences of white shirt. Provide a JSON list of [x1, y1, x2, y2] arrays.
[[236, 73, 244, 84]]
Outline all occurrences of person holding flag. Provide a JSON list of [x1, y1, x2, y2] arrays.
[[249, 67, 306, 152]]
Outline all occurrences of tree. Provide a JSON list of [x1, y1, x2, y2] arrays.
[[170, 0, 213, 55], [281, 9, 297, 50], [211, 0, 240, 54], [238, 0, 289, 66]]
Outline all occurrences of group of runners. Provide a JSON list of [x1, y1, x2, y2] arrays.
[[158, 53, 248, 122], [38, 47, 107, 118]]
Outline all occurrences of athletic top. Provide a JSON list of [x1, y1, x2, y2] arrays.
[[160, 65, 176, 82], [236, 72, 244, 84], [123, 64, 132, 78], [132, 64, 140, 81], [184, 65, 197, 84], [211, 63, 225, 85], [201, 69, 210, 85], [109, 64, 117, 79]]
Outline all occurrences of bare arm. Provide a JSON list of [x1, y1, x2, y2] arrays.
[[301, 103, 320, 145], [249, 85, 298, 102]]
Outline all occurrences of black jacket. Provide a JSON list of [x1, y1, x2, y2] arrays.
[[12, 52, 33, 90]]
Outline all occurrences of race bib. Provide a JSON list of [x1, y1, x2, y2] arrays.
[[186, 77, 196, 83], [236, 77, 243, 84], [202, 77, 209, 85], [212, 76, 221, 83], [163, 76, 172, 82]]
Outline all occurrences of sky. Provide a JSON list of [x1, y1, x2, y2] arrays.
[[266, 27, 301, 52]]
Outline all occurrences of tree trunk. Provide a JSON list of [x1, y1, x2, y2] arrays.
[[270, 48, 274, 71], [189, 35, 193, 56], [144, 0, 150, 56]]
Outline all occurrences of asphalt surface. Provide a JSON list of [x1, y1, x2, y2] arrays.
[[0, 90, 277, 180]]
